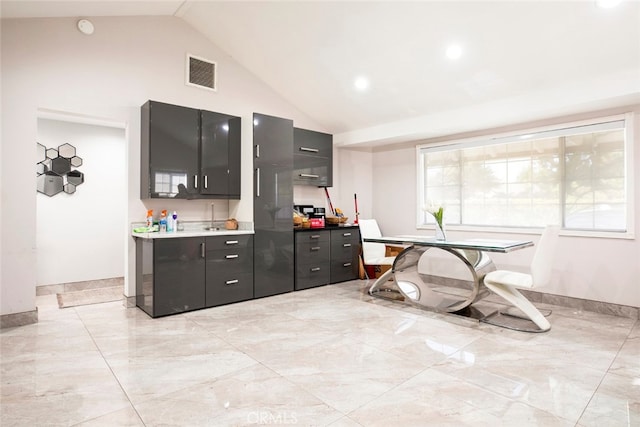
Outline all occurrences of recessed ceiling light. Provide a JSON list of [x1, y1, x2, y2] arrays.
[[354, 76, 369, 91], [596, 0, 624, 8], [77, 19, 94, 35], [446, 44, 463, 60]]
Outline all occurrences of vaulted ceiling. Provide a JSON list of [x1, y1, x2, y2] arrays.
[[3, 1, 640, 147]]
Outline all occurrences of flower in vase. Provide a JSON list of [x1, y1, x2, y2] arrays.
[[423, 202, 445, 229]]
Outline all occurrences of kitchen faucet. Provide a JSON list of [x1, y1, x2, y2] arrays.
[[207, 202, 219, 231]]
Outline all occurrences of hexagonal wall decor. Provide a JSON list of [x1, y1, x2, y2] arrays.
[[58, 143, 76, 158], [36, 142, 84, 197], [67, 170, 84, 185], [70, 156, 83, 167], [63, 183, 76, 194], [51, 157, 72, 175], [37, 171, 64, 197], [46, 148, 58, 159], [37, 143, 47, 163]]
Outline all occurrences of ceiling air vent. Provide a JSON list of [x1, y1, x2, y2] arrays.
[[186, 53, 217, 91]]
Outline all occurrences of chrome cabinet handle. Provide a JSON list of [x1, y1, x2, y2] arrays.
[[200, 242, 205, 258], [225, 254, 239, 259], [343, 243, 351, 247], [310, 267, 321, 272], [310, 246, 320, 251], [256, 168, 260, 197], [256, 144, 260, 158], [225, 279, 239, 285], [343, 262, 352, 267], [194, 175, 198, 189], [299, 146, 319, 153], [204, 175, 208, 189], [226, 240, 238, 245], [299, 174, 319, 179], [310, 235, 320, 239], [343, 232, 351, 237]]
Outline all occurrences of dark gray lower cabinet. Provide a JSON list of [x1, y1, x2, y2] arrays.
[[295, 230, 330, 290], [135, 234, 253, 318], [136, 237, 205, 318], [330, 228, 360, 283], [293, 227, 361, 290], [205, 235, 254, 307]]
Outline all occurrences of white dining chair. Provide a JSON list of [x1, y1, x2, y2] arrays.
[[359, 219, 396, 280], [483, 225, 560, 332]]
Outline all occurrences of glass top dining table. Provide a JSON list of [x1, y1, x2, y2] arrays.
[[363, 235, 534, 324], [364, 235, 533, 252]]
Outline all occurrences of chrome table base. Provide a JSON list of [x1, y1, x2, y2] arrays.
[[368, 244, 546, 332]]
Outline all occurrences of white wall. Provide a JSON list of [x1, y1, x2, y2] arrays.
[[36, 119, 126, 286], [371, 107, 640, 308], [0, 16, 325, 316], [334, 147, 373, 222]]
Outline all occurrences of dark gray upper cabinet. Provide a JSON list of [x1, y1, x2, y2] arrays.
[[141, 100, 241, 199], [201, 112, 241, 198], [142, 101, 200, 198], [253, 113, 294, 298], [293, 127, 333, 187]]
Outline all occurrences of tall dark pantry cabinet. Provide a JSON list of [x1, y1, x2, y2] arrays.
[[253, 113, 294, 298]]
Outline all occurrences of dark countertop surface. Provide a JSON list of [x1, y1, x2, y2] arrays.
[[294, 224, 359, 232]]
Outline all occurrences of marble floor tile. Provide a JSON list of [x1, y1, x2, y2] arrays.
[[608, 322, 640, 379], [134, 364, 343, 426], [577, 371, 640, 427], [74, 406, 145, 426], [1, 281, 638, 426], [349, 368, 573, 427], [255, 335, 427, 414]]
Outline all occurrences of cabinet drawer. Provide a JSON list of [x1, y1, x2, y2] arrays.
[[295, 262, 330, 290], [330, 239, 359, 260], [206, 247, 253, 273], [330, 259, 359, 283], [293, 167, 330, 186], [295, 230, 330, 264], [295, 231, 330, 244], [295, 241, 330, 265], [206, 234, 253, 251], [206, 271, 253, 307], [294, 128, 332, 157], [330, 229, 360, 244], [293, 128, 332, 187]]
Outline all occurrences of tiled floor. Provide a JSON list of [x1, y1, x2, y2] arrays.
[[1, 280, 638, 426]]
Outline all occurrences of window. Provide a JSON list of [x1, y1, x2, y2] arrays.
[[154, 172, 187, 197], [417, 115, 632, 235]]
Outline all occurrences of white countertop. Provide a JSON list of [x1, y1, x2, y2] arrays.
[[132, 229, 254, 239], [131, 220, 254, 239]]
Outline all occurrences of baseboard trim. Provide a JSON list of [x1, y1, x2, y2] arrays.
[[37, 277, 124, 296], [1, 309, 38, 329], [521, 289, 639, 320], [124, 295, 136, 308]]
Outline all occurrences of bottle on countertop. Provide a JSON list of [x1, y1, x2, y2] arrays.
[[159, 210, 167, 232], [146, 209, 154, 227], [167, 210, 174, 232], [171, 211, 178, 232]]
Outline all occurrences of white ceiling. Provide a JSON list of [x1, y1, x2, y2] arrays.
[[3, 0, 640, 147]]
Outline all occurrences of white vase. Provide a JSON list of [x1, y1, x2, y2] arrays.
[[435, 222, 446, 241]]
